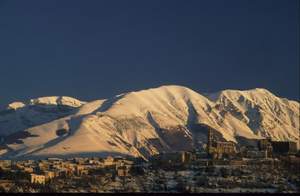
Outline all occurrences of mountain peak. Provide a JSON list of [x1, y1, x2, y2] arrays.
[[7, 102, 26, 110], [205, 87, 277, 102], [129, 85, 194, 94], [5, 96, 86, 111], [29, 96, 85, 108]]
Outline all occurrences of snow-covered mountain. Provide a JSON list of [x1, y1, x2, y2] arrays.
[[0, 96, 85, 136], [0, 85, 299, 159]]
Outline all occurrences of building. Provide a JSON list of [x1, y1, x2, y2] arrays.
[[117, 166, 130, 177], [281, 155, 300, 173], [75, 165, 89, 176], [150, 152, 187, 168], [258, 138, 273, 158], [30, 174, 46, 185], [0, 160, 12, 170], [258, 138, 271, 150], [47, 157, 63, 161], [51, 169, 61, 178], [116, 159, 134, 168], [271, 141, 297, 155], [44, 171, 55, 180], [229, 160, 246, 166], [207, 129, 236, 159], [23, 167, 34, 173], [0, 180, 15, 192], [38, 162, 49, 171], [258, 138, 297, 155], [243, 148, 267, 159], [215, 142, 236, 154], [104, 156, 115, 167], [181, 151, 194, 163]]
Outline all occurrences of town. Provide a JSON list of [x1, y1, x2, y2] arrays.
[[0, 129, 299, 193]]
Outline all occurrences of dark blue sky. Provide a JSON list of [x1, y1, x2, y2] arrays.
[[0, 0, 299, 106]]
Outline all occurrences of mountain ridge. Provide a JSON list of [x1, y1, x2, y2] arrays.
[[0, 85, 299, 159]]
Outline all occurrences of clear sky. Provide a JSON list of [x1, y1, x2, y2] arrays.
[[0, 0, 299, 107]]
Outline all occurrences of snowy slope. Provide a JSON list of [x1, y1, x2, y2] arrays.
[[0, 96, 85, 136], [0, 85, 299, 159]]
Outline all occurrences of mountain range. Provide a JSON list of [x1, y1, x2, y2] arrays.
[[0, 85, 299, 159]]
